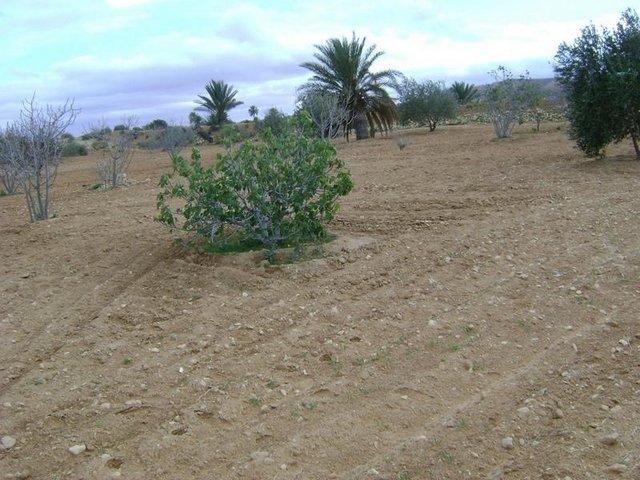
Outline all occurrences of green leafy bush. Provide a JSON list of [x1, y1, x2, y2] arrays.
[[213, 123, 245, 145], [155, 113, 353, 251], [60, 141, 89, 157]]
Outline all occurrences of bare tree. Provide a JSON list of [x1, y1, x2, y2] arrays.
[[150, 124, 196, 158], [297, 86, 354, 139], [1, 96, 78, 221], [0, 134, 20, 194], [89, 117, 136, 187]]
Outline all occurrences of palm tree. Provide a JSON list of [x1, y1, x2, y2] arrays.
[[195, 80, 243, 128], [450, 81, 478, 105], [248, 105, 259, 121], [300, 33, 399, 140]]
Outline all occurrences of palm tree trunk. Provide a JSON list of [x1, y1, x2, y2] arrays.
[[354, 113, 369, 140]]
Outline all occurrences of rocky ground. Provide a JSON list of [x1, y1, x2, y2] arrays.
[[1, 122, 639, 479]]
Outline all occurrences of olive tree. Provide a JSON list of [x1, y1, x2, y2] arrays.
[[0, 96, 78, 221], [555, 8, 640, 158], [397, 78, 457, 131]]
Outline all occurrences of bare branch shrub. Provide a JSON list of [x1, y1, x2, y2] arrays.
[[150, 124, 196, 158], [297, 87, 354, 139], [90, 117, 136, 187], [0, 96, 78, 221], [0, 134, 20, 194]]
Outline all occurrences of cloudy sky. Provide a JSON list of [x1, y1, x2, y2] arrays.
[[0, 0, 633, 133]]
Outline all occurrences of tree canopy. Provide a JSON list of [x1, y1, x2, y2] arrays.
[[397, 78, 458, 131], [555, 8, 640, 158]]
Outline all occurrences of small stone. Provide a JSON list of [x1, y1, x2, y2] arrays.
[[21, 272, 30, 279], [106, 457, 124, 469], [1, 435, 17, 450], [516, 407, 530, 418], [250, 451, 271, 464], [442, 416, 456, 428], [501, 437, 514, 450], [552, 408, 564, 419], [599, 432, 619, 446], [367, 468, 379, 475], [604, 464, 627, 474], [68, 444, 86, 455]]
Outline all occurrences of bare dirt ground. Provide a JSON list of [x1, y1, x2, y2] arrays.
[[1, 123, 639, 480]]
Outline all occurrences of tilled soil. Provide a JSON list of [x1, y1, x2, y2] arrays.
[[1, 123, 639, 479]]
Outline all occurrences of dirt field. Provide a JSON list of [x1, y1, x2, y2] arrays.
[[1, 123, 639, 479]]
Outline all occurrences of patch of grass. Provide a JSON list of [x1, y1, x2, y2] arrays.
[[447, 342, 461, 352], [329, 357, 342, 377], [31, 377, 44, 385], [463, 324, 474, 335], [398, 471, 411, 480], [301, 400, 317, 411], [354, 349, 391, 367], [438, 451, 456, 465], [123, 357, 132, 366], [266, 379, 279, 390], [88, 183, 103, 191], [248, 396, 262, 407]]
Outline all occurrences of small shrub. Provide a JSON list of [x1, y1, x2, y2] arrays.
[[61, 141, 88, 157], [213, 123, 244, 145], [113, 124, 128, 131], [156, 113, 353, 252]]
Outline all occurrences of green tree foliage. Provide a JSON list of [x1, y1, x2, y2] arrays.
[[145, 119, 168, 130], [300, 33, 399, 140], [397, 78, 458, 131], [189, 112, 203, 128], [486, 66, 539, 138], [450, 81, 478, 105], [60, 141, 88, 157], [555, 8, 640, 158], [156, 113, 353, 252], [259, 108, 288, 137], [195, 80, 243, 129]]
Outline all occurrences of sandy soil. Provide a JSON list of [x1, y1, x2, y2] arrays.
[[1, 123, 639, 480]]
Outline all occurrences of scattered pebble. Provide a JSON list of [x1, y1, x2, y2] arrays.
[[516, 407, 530, 418], [604, 464, 627, 474], [501, 437, 514, 450], [1, 435, 17, 450], [599, 432, 619, 446], [68, 444, 86, 455], [552, 408, 564, 419]]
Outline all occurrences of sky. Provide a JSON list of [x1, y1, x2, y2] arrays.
[[0, 0, 634, 133]]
